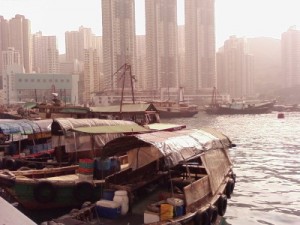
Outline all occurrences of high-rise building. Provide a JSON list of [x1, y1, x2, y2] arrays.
[[32, 32, 59, 74], [102, 0, 136, 92], [0, 16, 9, 77], [217, 36, 254, 98], [185, 0, 216, 93], [145, 0, 178, 92], [80, 48, 100, 104], [281, 27, 300, 88], [9, 14, 32, 73], [65, 26, 94, 63], [136, 35, 146, 91], [178, 25, 185, 88], [1, 48, 24, 104]]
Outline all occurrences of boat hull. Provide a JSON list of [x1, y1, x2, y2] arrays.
[[159, 110, 198, 118], [0, 166, 104, 210]]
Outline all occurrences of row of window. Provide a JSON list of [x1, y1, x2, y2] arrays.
[[18, 79, 70, 83]]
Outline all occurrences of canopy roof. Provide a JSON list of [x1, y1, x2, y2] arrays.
[[51, 118, 137, 135], [102, 128, 233, 167], [89, 103, 157, 113], [70, 124, 150, 134], [0, 119, 52, 135]]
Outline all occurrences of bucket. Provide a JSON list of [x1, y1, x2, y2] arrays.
[[113, 190, 129, 215], [166, 198, 184, 217], [78, 158, 94, 174], [160, 203, 173, 221]]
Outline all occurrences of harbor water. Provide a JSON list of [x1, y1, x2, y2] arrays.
[[5, 111, 299, 224], [162, 111, 300, 225]]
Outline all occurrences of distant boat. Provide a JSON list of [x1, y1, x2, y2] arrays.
[[149, 87, 199, 118], [205, 87, 276, 115]]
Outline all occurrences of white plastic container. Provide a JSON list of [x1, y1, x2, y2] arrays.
[[144, 210, 160, 224], [113, 190, 129, 215]]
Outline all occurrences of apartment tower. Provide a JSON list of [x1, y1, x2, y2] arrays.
[[217, 36, 254, 98], [185, 0, 216, 93], [102, 0, 136, 92], [65, 26, 94, 63], [145, 0, 178, 92], [0, 16, 9, 77], [32, 32, 59, 74], [9, 14, 32, 73], [281, 27, 300, 88]]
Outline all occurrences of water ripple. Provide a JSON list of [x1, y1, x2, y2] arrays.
[[162, 112, 300, 225]]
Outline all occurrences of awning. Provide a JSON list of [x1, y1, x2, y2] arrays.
[[23, 102, 38, 109], [102, 128, 233, 167], [70, 124, 150, 134]]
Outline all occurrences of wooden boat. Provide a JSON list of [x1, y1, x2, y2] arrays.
[[0, 122, 151, 210], [0, 119, 55, 170], [45, 128, 236, 225], [205, 87, 275, 115], [149, 100, 199, 118]]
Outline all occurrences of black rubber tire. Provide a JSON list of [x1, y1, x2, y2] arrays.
[[225, 178, 235, 199], [217, 195, 228, 216], [208, 205, 218, 224], [73, 181, 94, 202], [194, 210, 210, 225], [33, 181, 57, 203]]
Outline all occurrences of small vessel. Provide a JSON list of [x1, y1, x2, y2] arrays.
[[0, 119, 55, 170], [149, 88, 199, 118], [43, 127, 236, 225], [205, 87, 275, 115], [0, 122, 151, 210]]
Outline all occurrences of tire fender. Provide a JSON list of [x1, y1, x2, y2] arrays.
[[217, 194, 227, 216], [225, 178, 235, 199], [33, 181, 57, 203], [208, 205, 218, 224], [73, 181, 94, 202], [194, 210, 210, 225]]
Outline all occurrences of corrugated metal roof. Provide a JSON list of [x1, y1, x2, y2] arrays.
[[70, 124, 150, 134], [102, 128, 233, 167]]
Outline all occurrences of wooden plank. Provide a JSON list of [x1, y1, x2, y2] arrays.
[[183, 176, 211, 206], [0, 197, 37, 225]]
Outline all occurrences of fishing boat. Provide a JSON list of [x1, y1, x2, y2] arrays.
[[205, 87, 275, 115], [149, 88, 199, 118], [44, 128, 236, 225], [0, 123, 151, 210], [0, 119, 55, 170]]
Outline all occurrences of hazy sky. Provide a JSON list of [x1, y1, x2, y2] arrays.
[[1, 0, 300, 53]]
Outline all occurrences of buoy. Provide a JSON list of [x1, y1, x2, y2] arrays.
[[277, 112, 285, 119]]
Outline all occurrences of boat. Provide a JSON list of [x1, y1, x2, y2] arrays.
[[43, 127, 236, 225], [0, 119, 56, 170], [0, 122, 151, 210], [148, 87, 199, 118], [205, 87, 276, 115], [149, 100, 199, 118]]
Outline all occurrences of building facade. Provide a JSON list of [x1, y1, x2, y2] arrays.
[[217, 36, 254, 98], [9, 14, 32, 73], [80, 48, 100, 105], [8, 73, 79, 105], [145, 0, 178, 92], [102, 0, 136, 92], [281, 27, 300, 88], [184, 0, 216, 94], [65, 26, 94, 63], [32, 32, 59, 74]]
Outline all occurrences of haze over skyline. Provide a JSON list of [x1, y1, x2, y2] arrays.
[[1, 0, 300, 52]]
